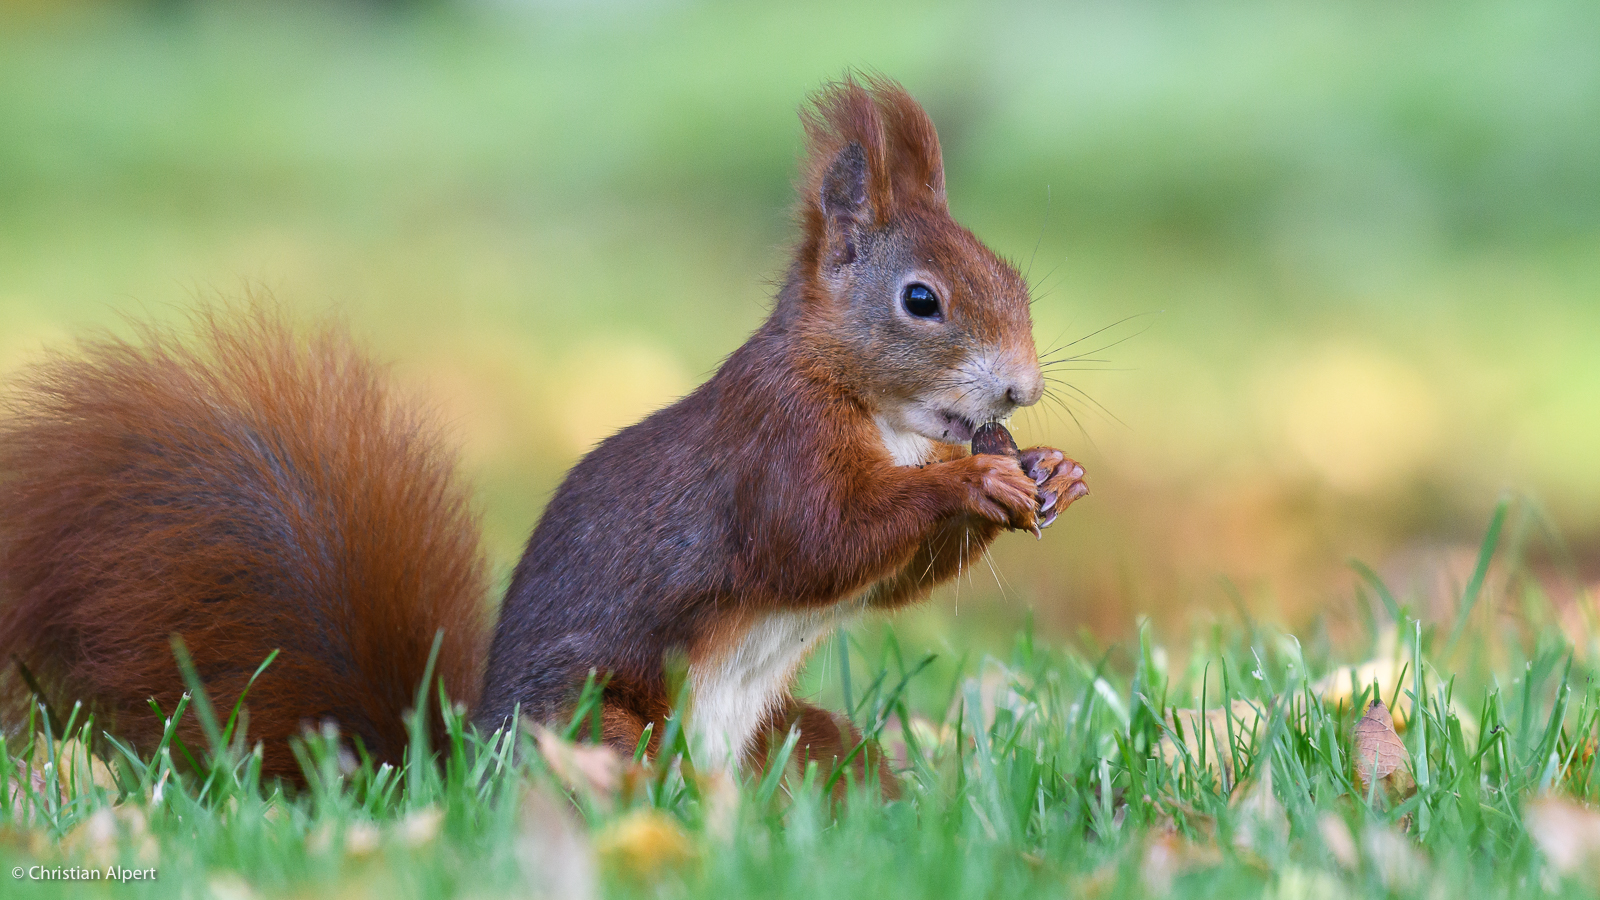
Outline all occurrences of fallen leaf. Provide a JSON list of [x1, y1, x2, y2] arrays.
[[694, 767, 739, 843], [343, 822, 381, 859], [1352, 700, 1412, 794], [1159, 700, 1265, 788], [9, 753, 51, 807], [594, 808, 697, 882], [1267, 866, 1343, 900], [516, 786, 598, 900], [530, 724, 643, 810], [24, 736, 121, 800], [1361, 821, 1426, 890], [60, 807, 118, 867], [1140, 827, 1222, 894], [1525, 796, 1600, 878], [1316, 656, 1415, 729], [206, 873, 255, 900], [880, 714, 952, 771], [398, 806, 444, 849], [0, 823, 52, 858], [306, 820, 380, 859], [1317, 813, 1358, 870], [1230, 761, 1288, 854]]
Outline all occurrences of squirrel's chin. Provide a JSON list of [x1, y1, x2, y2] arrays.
[[904, 407, 977, 445]]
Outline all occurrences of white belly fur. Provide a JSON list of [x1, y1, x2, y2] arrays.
[[875, 414, 934, 467], [685, 418, 924, 768], [687, 601, 863, 769]]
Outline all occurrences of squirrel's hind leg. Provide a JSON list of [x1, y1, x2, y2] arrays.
[[746, 697, 900, 802]]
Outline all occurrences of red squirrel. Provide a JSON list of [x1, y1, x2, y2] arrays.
[[0, 78, 1087, 791]]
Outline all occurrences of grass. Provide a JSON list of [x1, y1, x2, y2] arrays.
[[3, 0, 1600, 619], [3, 508, 1598, 899], [3, 3, 1600, 896]]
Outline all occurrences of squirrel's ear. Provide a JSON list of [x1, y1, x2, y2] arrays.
[[874, 79, 946, 209], [800, 77, 944, 270], [819, 142, 870, 267]]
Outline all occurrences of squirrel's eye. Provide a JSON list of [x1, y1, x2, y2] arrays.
[[901, 283, 942, 320]]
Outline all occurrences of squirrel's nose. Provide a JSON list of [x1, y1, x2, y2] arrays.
[[1005, 368, 1044, 408]]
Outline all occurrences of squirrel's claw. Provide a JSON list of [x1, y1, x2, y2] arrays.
[[1023, 453, 1089, 532]]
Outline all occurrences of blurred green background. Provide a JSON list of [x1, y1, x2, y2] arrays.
[[2, 0, 1597, 656]]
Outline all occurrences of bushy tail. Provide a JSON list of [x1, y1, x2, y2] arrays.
[[0, 306, 489, 780]]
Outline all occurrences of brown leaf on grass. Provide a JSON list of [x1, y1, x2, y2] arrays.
[[1320, 812, 1426, 889], [205, 873, 255, 900], [0, 823, 52, 859], [530, 723, 645, 810], [11, 737, 119, 807], [1140, 827, 1222, 894], [306, 818, 381, 859], [594, 808, 697, 882], [1525, 796, 1600, 878], [1352, 700, 1412, 794], [1362, 822, 1427, 890], [58, 804, 158, 868], [33, 737, 121, 794], [880, 714, 953, 773], [516, 786, 598, 900], [1229, 761, 1288, 855], [1317, 813, 1358, 870], [1315, 638, 1415, 730], [397, 806, 444, 849], [61, 807, 119, 867], [1158, 700, 1265, 788], [693, 767, 739, 843]]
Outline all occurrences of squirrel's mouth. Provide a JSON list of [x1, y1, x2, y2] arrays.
[[935, 410, 978, 443]]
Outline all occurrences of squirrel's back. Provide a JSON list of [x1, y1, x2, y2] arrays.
[[0, 307, 488, 779]]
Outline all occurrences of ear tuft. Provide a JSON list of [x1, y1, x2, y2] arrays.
[[797, 75, 947, 268]]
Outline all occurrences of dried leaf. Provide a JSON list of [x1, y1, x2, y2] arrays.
[[398, 806, 444, 849], [1140, 828, 1221, 894], [1316, 655, 1415, 728], [1352, 700, 1412, 793], [1230, 761, 1288, 854], [1271, 867, 1344, 900], [306, 820, 380, 859], [594, 808, 697, 882], [1315, 813, 1424, 888], [342, 822, 381, 859], [55, 804, 157, 868], [1317, 813, 1358, 870], [206, 873, 256, 900], [1361, 822, 1426, 890], [1159, 700, 1265, 787], [879, 713, 958, 774], [0, 823, 51, 859], [694, 767, 740, 843], [27, 737, 121, 796], [531, 724, 644, 809], [1526, 796, 1600, 878], [61, 807, 119, 867], [516, 786, 598, 900]]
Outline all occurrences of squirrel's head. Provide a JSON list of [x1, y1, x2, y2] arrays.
[[791, 76, 1041, 449]]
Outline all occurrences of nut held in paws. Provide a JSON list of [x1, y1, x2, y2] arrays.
[[971, 422, 1020, 459]]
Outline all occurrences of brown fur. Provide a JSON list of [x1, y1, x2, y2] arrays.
[[481, 76, 1087, 788], [0, 78, 1087, 796], [748, 698, 899, 801], [0, 306, 488, 780]]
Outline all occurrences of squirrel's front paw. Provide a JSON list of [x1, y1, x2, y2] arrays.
[[951, 455, 1040, 532], [1017, 447, 1088, 529]]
